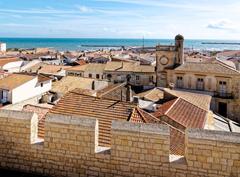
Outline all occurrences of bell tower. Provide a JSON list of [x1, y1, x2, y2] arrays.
[[175, 34, 184, 65], [156, 34, 184, 87]]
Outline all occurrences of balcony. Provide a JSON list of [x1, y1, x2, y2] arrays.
[[213, 92, 234, 99]]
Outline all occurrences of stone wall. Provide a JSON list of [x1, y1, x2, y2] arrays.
[[0, 110, 239, 177]]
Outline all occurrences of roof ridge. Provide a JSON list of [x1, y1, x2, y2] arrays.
[[164, 98, 179, 115], [164, 88, 210, 111], [177, 96, 208, 112], [69, 89, 135, 105], [144, 88, 155, 98], [215, 59, 240, 74], [136, 107, 148, 123], [97, 82, 126, 98], [141, 108, 161, 122]]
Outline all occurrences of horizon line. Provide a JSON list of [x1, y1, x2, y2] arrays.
[[0, 36, 240, 41]]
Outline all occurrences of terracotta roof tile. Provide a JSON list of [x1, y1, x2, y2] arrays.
[[152, 98, 177, 117], [163, 88, 211, 111], [49, 90, 135, 147], [129, 107, 160, 123], [129, 107, 185, 156], [154, 98, 207, 129], [97, 83, 126, 98], [23, 104, 50, 138], [170, 127, 185, 156]]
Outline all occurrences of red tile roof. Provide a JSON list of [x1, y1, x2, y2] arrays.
[[49, 89, 135, 147], [170, 127, 185, 156], [153, 98, 207, 129], [129, 107, 185, 156], [23, 104, 50, 138], [129, 107, 160, 123], [152, 98, 177, 117]]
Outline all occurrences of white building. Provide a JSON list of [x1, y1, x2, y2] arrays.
[[0, 43, 6, 52], [0, 73, 52, 105], [0, 57, 24, 73]]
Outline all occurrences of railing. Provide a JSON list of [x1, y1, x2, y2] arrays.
[[213, 92, 234, 99]]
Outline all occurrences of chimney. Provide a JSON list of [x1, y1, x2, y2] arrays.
[[126, 85, 132, 102]]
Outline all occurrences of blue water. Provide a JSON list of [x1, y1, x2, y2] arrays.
[[0, 38, 240, 51]]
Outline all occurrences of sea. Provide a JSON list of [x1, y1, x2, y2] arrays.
[[0, 38, 240, 51]]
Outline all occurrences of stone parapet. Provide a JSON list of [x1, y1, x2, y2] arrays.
[[0, 109, 239, 177]]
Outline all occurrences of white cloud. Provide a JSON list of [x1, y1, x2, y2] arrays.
[[76, 5, 93, 13], [207, 19, 236, 30]]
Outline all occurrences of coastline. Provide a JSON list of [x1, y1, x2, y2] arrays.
[[1, 38, 240, 51]]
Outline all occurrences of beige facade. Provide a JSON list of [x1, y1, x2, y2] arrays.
[[0, 110, 239, 177], [67, 62, 156, 86], [156, 35, 240, 122]]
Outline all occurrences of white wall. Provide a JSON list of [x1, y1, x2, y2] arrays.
[[11, 77, 52, 104], [0, 43, 6, 52], [3, 61, 24, 72], [20, 60, 41, 71]]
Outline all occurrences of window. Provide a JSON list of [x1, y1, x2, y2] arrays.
[[149, 76, 154, 82], [107, 74, 112, 81], [188, 77, 192, 88], [68, 72, 74, 76], [89, 74, 92, 78], [2, 90, 8, 103], [208, 78, 212, 90], [219, 81, 227, 96], [40, 83, 43, 87], [176, 76, 183, 88], [136, 75, 140, 81], [96, 74, 100, 79], [196, 78, 204, 90]]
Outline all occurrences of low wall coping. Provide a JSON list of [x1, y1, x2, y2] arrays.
[[0, 109, 35, 120], [188, 128, 240, 144], [112, 120, 169, 135], [46, 113, 96, 128]]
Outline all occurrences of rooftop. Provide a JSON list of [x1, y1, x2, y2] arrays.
[[0, 73, 35, 90], [129, 107, 185, 155], [153, 97, 208, 129], [174, 60, 240, 75], [51, 76, 95, 94], [137, 88, 164, 102], [105, 61, 154, 73], [66, 63, 106, 73], [163, 88, 211, 111], [0, 57, 21, 67], [25, 63, 72, 74], [49, 89, 135, 147], [0, 73, 51, 90]]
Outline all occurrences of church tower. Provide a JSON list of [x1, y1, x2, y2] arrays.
[[175, 34, 184, 65], [156, 34, 184, 87]]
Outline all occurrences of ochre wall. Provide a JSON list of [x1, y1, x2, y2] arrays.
[[0, 110, 239, 177]]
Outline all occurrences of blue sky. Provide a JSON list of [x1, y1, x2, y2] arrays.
[[0, 0, 240, 39]]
